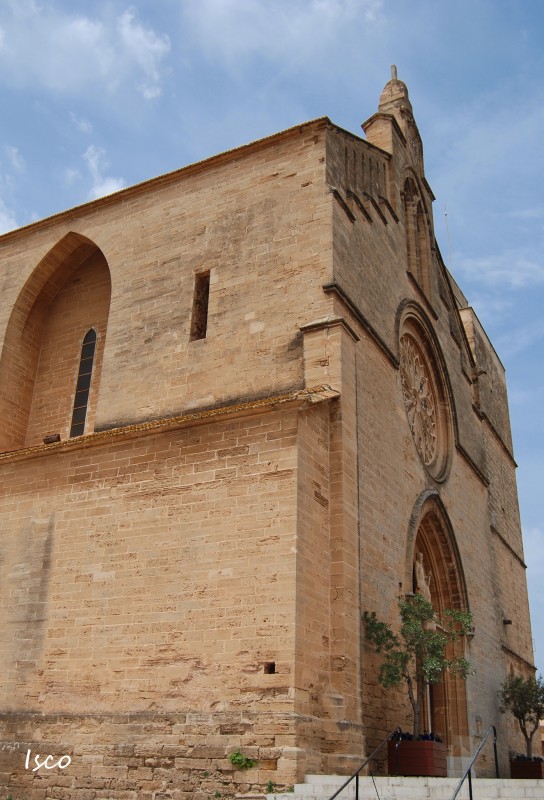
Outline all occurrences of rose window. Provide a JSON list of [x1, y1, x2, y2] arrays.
[[398, 317, 452, 482], [400, 335, 437, 466]]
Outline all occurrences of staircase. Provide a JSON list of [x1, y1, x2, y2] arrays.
[[268, 774, 544, 799]]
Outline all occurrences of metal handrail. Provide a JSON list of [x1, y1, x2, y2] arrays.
[[327, 727, 402, 800], [449, 726, 499, 800]]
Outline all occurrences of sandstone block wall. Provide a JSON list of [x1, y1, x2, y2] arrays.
[[0, 409, 301, 797], [0, 122, 333, 451], [327, 106, 537, 773]]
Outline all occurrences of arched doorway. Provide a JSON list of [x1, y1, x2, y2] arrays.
[[406, 492, 471, 761]]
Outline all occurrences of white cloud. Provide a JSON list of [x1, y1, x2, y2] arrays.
[[70, 112, 93, 135], [457, 251, 544, 290], [0, 197, 17, 234], [63, 167, 81, 186], [88, 176, 126, 200], [182, 0, 382, 67], [495, 318, 544, 360], [465, 293, 512, 327], [429, 83, 544, 258], [117, 10, 170, 100], [0, 161, 18, 233], [83, 145, 124, 201], [5, 145, 25, 172], [0, 4, 170, 100]]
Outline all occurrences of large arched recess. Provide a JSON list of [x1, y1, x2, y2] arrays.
[[405, 491, 471, 761], [0, 232, 111, 452]]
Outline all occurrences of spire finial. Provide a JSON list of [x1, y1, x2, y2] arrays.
[[376, 64, 414, 137]]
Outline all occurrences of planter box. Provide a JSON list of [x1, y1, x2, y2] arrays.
[[510, 759, 544, 779], [388, 739, 447, 777]]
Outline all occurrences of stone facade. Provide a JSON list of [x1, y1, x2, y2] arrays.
[[0, 72, 537, 798]]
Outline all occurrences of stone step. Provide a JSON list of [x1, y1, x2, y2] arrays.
[[268, 774, 544, 800]]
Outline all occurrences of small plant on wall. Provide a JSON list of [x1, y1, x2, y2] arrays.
[[363, 593, 473, 738], [499, 673, 544, 760], [228, 748, 256, 769]]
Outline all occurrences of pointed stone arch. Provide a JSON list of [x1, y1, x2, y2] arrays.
[[405, 491, 471, 764], [0, 232, 111, 451], [406, 493, 469, 608], [403, 174, 432, 297]]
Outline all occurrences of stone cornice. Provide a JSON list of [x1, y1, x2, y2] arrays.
[[0, 385, 340, 465]]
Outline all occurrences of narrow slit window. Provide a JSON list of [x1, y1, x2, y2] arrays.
[[190, 271, 210, 341], [70, 329, 96, 437]]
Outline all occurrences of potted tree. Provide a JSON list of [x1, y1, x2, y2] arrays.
[[499, 673, 544, 779], [363, 593, 473, 777]]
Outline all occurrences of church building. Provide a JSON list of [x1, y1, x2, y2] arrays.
[[0, 70, 537, 798]]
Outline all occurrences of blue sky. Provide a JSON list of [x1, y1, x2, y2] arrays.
[[1, 1, 543, 674]]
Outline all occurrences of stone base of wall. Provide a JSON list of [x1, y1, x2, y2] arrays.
[[0, 710, 300, 799]]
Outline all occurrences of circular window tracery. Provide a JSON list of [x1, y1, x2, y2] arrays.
[[399, 315, 452, 481], [400, 334, 437, 466]]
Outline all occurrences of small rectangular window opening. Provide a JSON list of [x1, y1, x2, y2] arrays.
[[190, 271, 210, 341], [264, 662, 276, 674]]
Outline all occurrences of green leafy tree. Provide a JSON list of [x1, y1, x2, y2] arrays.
[[363, 594, 473, 738], [499, 673, 544, 759]]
